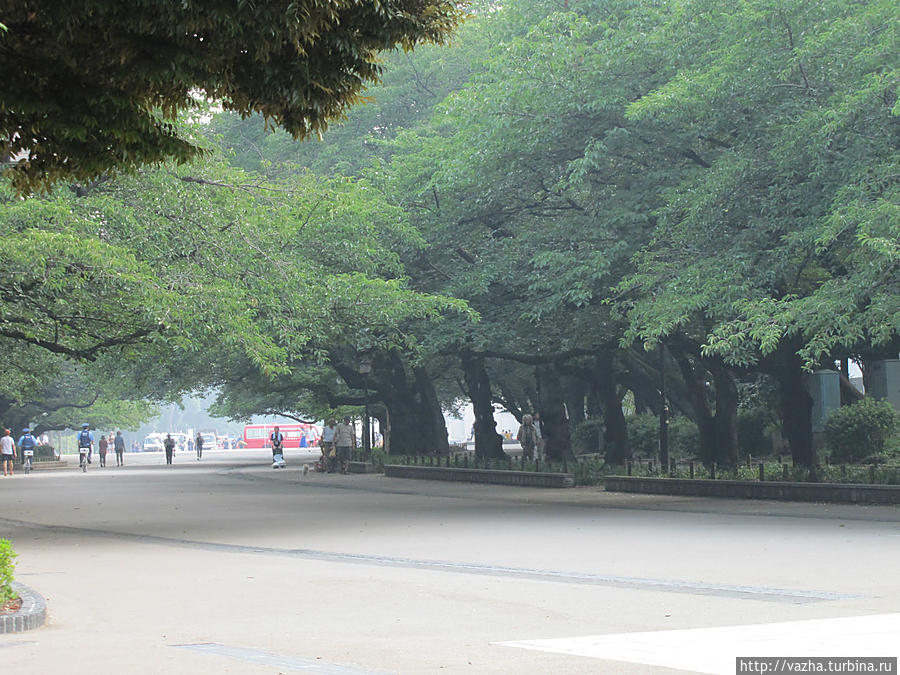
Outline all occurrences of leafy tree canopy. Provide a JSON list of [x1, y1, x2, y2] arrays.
[[0, 0, 466, 194]]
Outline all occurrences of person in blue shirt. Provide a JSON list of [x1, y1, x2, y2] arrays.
[[18, 428, 38, 472], [77, 423, 94, 468]]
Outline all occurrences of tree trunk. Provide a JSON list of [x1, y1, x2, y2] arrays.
[[536, 365, 574, 461], [713, 366, 739, 467], [595, 353, 631, 463], [775, 353, 816, 468], [461, 351, 505, 459], [370, 352, 448, 456]]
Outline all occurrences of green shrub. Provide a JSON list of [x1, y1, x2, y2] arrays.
[[35, 443, 56, 459], [626, 413, 658, 457], [0, 539, 17, 604], [738, 406, 777, 458], [571, 419, 605, 455], [824, 398, 899, 464], [626, 413, 700, 459]]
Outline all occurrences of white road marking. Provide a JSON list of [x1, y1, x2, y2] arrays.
[[496, 613, 900, 674]]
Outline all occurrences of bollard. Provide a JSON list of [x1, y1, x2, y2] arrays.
[[535, 458, 540, 472], [783, 463, 789, 480], [689, 460, 695, 479], [758, 462, 764, 482], [627, 460, 632, 476]]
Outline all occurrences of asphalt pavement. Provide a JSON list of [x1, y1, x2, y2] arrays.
[[1, 448, 899, 674]]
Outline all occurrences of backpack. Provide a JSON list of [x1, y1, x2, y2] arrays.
[[79, 429, 92, 447], [21, 434, 37, 450]]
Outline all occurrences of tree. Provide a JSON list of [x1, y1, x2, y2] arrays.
[[622, 0, 900, 466], [0, 0, 465, 194]]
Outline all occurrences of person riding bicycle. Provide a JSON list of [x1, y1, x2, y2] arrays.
[[77, 423, 94, 470], [18, 427, 38, 472]]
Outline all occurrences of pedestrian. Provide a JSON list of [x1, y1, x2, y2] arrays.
[[114, 431, 125, 466], [320, 418, 336, 472], [163, 433, 175, 464], [77, 423, 94, 464], [333, 416, 355, 475], [533, 411, 545, 461], [270, 426, 285, 465], [1, 428, 16, 476], [516, 414, 538, 461], [195, 431, 204, 461], [98, 433, 108, 467]]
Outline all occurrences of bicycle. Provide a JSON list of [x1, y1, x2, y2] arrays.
[[79, 449, 89, 473], [23, 452, 34, 475]]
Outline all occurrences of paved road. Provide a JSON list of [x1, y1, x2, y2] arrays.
[[1, 449, 899, 674]]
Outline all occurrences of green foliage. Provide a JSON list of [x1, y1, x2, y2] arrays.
[[571, 419, 605, 456], [34, 444, 55, 459], [738, 406, 778, 459], [626, 414, 700, 459], [0, 0, 465, 194], [824, 398, 900, 463], [0, 539, 16, 604]]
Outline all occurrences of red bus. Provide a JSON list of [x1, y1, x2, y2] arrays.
[[242, 423, 320, 449]]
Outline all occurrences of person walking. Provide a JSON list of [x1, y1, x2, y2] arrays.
[[77, 423, 94, 468], [163, 433, 175, 464], [320, 418, 336, 472], [98, 433, 109, 467], [516, 414, 539, 461], [532, 411, 546, 461], [114, 431, 125, 466], [270, 426, 285, 466], [333, 416, 355, 475], [195, 431, 204, 461], [1, 428, 16, 476]]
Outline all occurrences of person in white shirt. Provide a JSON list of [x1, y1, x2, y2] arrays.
[[1, 429, 16, 476], [320, 418, 337, 473]]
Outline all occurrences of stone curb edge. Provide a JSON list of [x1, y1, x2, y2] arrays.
[[1, 581, 47, 633], [604, 475, 900, 505]]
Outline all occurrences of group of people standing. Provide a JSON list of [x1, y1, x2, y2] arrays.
[[317, 417, 356, 474]]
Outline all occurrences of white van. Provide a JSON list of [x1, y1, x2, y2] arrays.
[[143, 433, 164, 452]]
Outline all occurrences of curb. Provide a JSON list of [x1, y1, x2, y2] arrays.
[[1, 582, 47, 633], [385, 464, 574, 488], [604, 476, 900, 505]]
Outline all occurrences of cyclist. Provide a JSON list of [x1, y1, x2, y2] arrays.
[[18, 427, 38, 474], [77, 423, 94, 472]]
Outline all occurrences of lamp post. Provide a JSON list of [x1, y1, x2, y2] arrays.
[[359, 357, 372, 460]]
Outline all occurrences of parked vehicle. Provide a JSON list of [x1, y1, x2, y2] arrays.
[[242, 423, 320, 449], [143, 433, 164, 452], [199, 432, 218, 451]]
